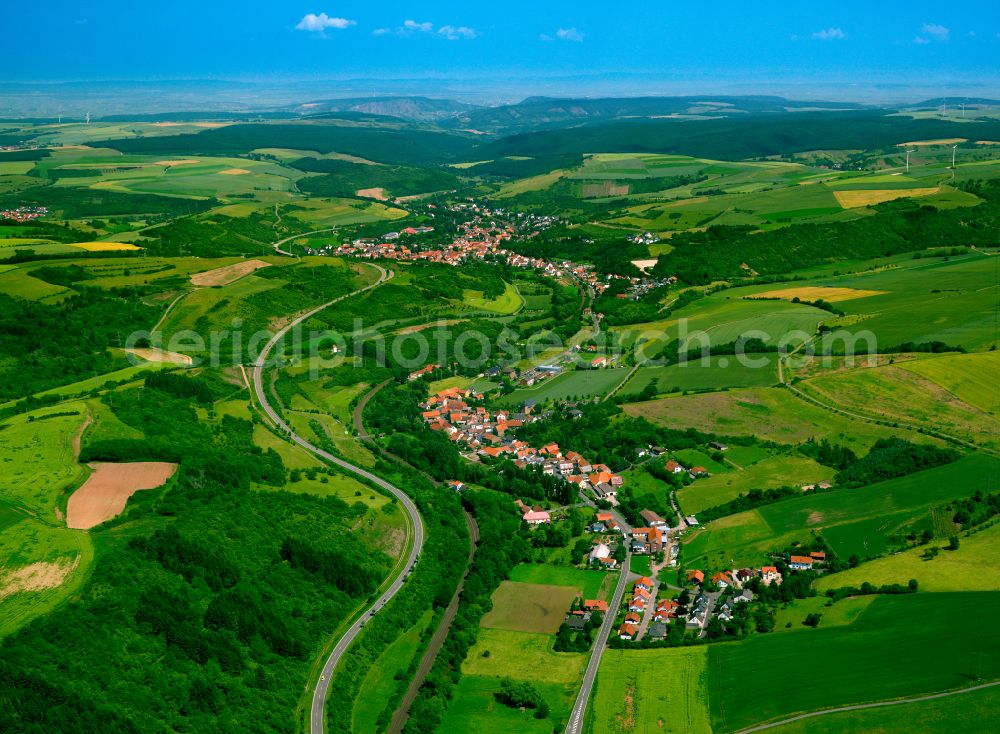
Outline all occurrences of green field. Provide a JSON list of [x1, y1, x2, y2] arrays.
[[501, 368, 630, 406], [683, 454, 999, 568], [814, 255, 1000, 352], [673, 449, 728, 475], [436, 675, 573, 734], [624, 355, 779, 394], [0, 403, 89, 517], [815, 521, 1000, 593], [618, 297, 825, 359], [624, 386, 943, 454], [507, 563, 607, 599], [464, 280, 524, 314], [591, 647, 712, 734], [800, 363, 1000, 450], [899, 350, 1000, 416], [463, 628, 588, 684], [677, 454, 832, 515], [707, 592, 1000, 733], [0, 403, 95, 637], [352, 609, 434, 734], [761, 684, 1000, 734]]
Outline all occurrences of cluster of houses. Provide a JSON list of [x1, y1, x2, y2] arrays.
[[0, 205, 48, 222], [327, 206, 673, 301], [618, 576, 684, 641], [616, 563, 759, 640], [418, 386, 628, 509]]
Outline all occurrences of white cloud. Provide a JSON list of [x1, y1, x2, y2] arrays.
[[811, 27, 846, 40], [438, 25, 476, 40], [373, 27, 390, 36], [542, 27, 584, 42], [295, 12, 356, 33], [913, 36, 931, 44], [921, 22, 950, 41], [404, 19, 434, 32]]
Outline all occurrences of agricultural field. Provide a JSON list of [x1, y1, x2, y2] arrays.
[[65, 461, 177, 530], [591, 647, 712, 734], [500, 368, 630, 406], [760, 684, 999, 734], [464, 280, 524, 314], [798, 363, 1000, 450], [480, 581, 580, 634], [707, 592, 1000, 733], [0, 403, 95, 637], [677, 454, 832, 515], [815, 521, 1000, 593], [616, 296, 826, 358], [682, 455, 999, 568], [623, 356, 779, 395], [507, 563, 608, 600], [623, 386, 942, 454], [899, 350, 1000, 416]]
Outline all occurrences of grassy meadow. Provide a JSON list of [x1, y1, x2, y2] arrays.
[[707, 592, 1000, 732]]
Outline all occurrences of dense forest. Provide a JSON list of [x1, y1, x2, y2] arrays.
[[1, 383, 392, 733]]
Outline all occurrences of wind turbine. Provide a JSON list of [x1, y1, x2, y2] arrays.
[[85, 111, 91, 124], [951, 144, 958, 174], [905, 148, 916, 173]]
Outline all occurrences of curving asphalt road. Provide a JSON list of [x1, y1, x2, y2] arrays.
[[249, 264, 426, 734], [565, 551, 633, 734]]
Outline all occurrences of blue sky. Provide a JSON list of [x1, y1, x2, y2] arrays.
[[5, 1, 999, 91]]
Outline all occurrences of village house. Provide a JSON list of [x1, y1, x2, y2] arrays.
[[630, 527, 664, 554], [788, 555, 814, 571], [584, 599, 608, 613], [712, 571, 734, 589], [648, 621, 667, 640], [760, 566, 783, 586], [618, 623, 637, 640], [687, 569, 705, 585], [639, 509, 669, 530]]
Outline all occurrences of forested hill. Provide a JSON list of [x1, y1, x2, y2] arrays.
[[653, 179, 1000, 284], [94, 122, 477, 166], [469, 111, 1000, 162]]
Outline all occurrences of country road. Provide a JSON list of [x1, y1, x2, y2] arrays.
[[272, 227, 337, 256], [733, 680, 1000, 733], [565, 551, 633, 734], [249, 263, 427, 734]]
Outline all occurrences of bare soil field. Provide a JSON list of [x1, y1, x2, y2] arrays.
[[0, 556, 80, 600], [190, 258, 270, 286], [356, 187, 389, 200], [219, 168, 251, 175], [154, 159, 201, 166], [66, 462, 177, 530], [125, 347, 193, 365]]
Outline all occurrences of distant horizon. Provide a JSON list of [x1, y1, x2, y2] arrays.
[[2, 74, 1000, 119]]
